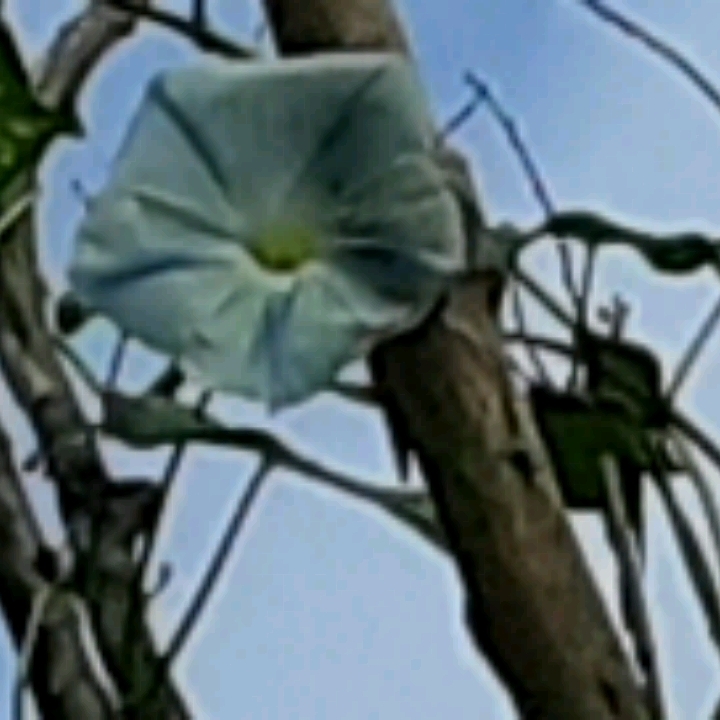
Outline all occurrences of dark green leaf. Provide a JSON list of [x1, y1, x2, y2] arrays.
[[0, 22, 79, 190], [144, 364, 186, 398], [583, 335, 665, 426], [530, 386, 651, 510]]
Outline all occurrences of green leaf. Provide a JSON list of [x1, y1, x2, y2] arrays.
[[0, 23, 78, 189], [542, 211, 720, 275], [530, 386, 652, 509], [583, 335, 665, 426]]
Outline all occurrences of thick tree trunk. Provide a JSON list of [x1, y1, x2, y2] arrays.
[[263, 2, 650, 718]]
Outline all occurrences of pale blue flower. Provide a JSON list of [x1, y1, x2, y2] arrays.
[[69, 53, 465, 408]]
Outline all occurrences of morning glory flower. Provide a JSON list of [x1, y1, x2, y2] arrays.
[[69, 52, 465, 408]]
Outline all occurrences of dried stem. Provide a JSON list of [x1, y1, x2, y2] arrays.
[[600, 454, 666, 720], [124, 459, 270, 711], [0, 3, 194, 716], [109, 0, 255, 58], [511, 283, 553, 386], [0, 423, 116, 719], [666, 292, 720, 401]]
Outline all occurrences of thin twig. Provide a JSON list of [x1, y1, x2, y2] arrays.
[[577, 0, 720, 118], [666, 292, 720, 401], [651, 461, 720, 672], [0, 190, 36, 244], [511, 284, 552, 386], [670, 429, 720, 588], [124, 458, 271, 711], [512, 267, 575, 329], [557, 242, 580, 306], [671, 409, 720, 476], [14, 585, 52, 720], [191, 0, 207, 32], [135, 389, 214, 580], [104, 332, 127, 390], [463, 71, 590, 379], [327, 381, 380, 407], [164, 458, 268, 661], [109, 0, 256, 58], [464, 71, 554, 217], [578, 247, 597, 331], [600, 454, 666, 720], [122, 387, 216, 665], [96, 389, 432, 537], [51, 335, 104, 395], [438, 93, 486, 141]]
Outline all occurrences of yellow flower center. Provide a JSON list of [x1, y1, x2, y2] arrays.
[[252, 220, 322, 272]]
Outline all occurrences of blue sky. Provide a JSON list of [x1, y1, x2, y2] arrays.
[[2, 0, 720, 718]]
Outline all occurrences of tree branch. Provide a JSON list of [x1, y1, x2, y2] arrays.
[[0, 423, 116, 719], [262, 1, 650, 717], [107, 0, 255, 59], [0, 3, 190, 717]]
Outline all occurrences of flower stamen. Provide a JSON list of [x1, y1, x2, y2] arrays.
[[252, 220, 323, 272]]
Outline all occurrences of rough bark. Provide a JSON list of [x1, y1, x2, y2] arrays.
[[0, 3, 189, 718], [0, 424, 115, 718], [263, 1, 651, 718]]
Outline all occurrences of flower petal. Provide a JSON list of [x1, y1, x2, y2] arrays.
[[263, 267, 373, 407], [332, 153, 465, 273], [151, 53, 420, 219], [110, 77, 239, 230], [70, 187, 256, 354]]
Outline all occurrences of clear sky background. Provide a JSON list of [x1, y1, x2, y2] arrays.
[[2, 0, 720, 718]]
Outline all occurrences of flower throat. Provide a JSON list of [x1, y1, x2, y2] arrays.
[[252, 220, 323, 272]]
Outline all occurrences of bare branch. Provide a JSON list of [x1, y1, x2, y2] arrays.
[[0, 3, 194, 716], [0, 424, 115, 719], [600, 454, 666, 720], [511, 283, 553, 386], [125, 459, 271, 712], [464, 72, 554, 218], [35, 1, 153, 110], [670, 431, 720, 590], [166, 458, 267, 660], [463, 71, 589, 376], [108, 0, 256, 59], [438, 92, 485, 141], [667, 292, 720, 400]]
